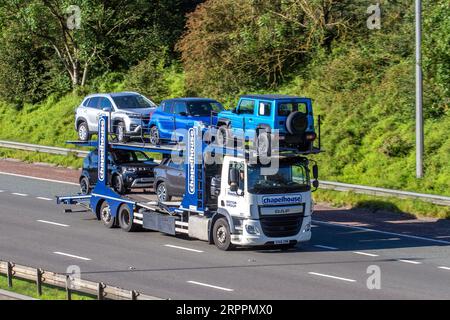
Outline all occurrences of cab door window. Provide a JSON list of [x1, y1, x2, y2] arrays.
[[238, 100, 255, 115]]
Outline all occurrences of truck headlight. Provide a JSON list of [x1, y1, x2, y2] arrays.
[[245, 224, 260, 235], [123, 167, 136, 173]]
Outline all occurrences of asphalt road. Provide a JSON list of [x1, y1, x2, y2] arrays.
[[1, 172, 450, 299]]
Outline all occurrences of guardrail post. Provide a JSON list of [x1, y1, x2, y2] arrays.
[[7, 262, 13, 288], [65, 275, 72, 300], [36, 268, 43, 296], [97, 282, 105, 300]]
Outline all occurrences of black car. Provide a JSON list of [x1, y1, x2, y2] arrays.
[[153, 158, 185, 201], [80, 149, 158, 195]]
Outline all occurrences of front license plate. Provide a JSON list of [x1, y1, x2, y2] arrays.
[[274, 240, 290, 245]]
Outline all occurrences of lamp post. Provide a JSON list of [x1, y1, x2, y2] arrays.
[[415, 0, 424, 178]]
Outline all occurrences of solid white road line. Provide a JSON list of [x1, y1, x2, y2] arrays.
[[36, 197, 53, 201], [438, 266, 450, 271], [314, 245, 338, 250], [397, 259, 422, 265], [164, 244, 204, 253], [353, 251, 379, 257], [187, 281, 234, 292], [37, 220, 69, 227], [11, 192, 28, 197], [313, 220, 450, 245], [0, 190, 4, 193], [0, 172, 79, 186], [53, 251, 91, 261], [308, 272, 356, 283]]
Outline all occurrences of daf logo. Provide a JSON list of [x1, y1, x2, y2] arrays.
[[188, 128, 196, 195], [98, 118, 106, 182]]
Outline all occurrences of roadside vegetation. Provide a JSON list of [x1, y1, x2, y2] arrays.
[[0, 1, 448, 218], [0, 275, 94, 300]]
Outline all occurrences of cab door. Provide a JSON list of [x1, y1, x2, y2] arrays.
[[219, 159, 247, 217]]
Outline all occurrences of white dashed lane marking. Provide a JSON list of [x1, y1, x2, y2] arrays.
[[397, 259, 422, 265], [36, 197, 53, 201], [314, 245, 338, 250], [164, 244, 203, 253], [11, 193, 28, 197], [353, 251, 379, 257], [308, 272, 356, 283], [37, 220, 69, 227], [187, 281, 234, 292], [438, 266, 450, 271], [53, 251, 91, 261]]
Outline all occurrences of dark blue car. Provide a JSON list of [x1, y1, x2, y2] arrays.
[[148, 98, 224, 145]]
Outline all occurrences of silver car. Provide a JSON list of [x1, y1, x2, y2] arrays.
[[75, 92, 156, 142]]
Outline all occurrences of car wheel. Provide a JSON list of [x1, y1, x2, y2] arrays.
[[116, 121, 129, 143], [256, 129, 271, 156], [118, 204, 139, 232], [149, 126, 160, 145], [113, 175, 126, 194], [156, 182, 171, 202], [78, 122, 91, 142], [213, 218, 234, 251], [80, 176, 91, 195], [99, 201, 115, 229], [217, 125, 229, 147]]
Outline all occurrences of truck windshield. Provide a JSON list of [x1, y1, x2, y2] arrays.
[[187, 101, 224, 116], [247, 162, 310, 194]]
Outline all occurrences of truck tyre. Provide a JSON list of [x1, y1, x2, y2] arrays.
[[78, 121, 91, 141], [118, 204, 139, 232], [217, 125, 229, 147], [116, 121, 129, 143], [150, 126, 160, 145], [156, 182, 172, 202], [100, 201, 115, 228], [213, 218, 234, 251], [113, 175, 126, 195], [80, 176, 91, 195], [256, 128, 271, 156], [286, 111, 307, 135]]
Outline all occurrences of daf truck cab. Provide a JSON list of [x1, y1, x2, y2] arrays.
[[206, 155, 316, 250]]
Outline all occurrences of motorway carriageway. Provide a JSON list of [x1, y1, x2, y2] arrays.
[[0, 171, 450, 299]]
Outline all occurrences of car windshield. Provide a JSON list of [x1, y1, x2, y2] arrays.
[[187, 101, 224, 116], [112, 95, 156, 109], [112, 150, 151, 163], [247, 162, 310, 194]]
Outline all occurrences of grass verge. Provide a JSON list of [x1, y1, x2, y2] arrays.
[[314, 189, 450, 220], [0, 274, 94, 300]]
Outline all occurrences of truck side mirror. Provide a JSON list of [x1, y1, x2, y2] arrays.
[[229, 168, 239, 192], [313, 164, 319, 180], [312, 180, 319, 189]]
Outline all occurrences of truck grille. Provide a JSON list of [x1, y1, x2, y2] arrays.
[[260, 214, 304, 238]]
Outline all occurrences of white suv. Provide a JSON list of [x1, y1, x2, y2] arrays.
[[75, 92, 156, 142]]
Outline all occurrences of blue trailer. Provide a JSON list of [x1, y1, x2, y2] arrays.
[[57, 115, 320, 250]]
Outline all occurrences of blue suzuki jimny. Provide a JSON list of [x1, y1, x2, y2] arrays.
[[216, 95, 317, 153]]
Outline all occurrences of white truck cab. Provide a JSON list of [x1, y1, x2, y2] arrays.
[[215, 155, 313, 248]]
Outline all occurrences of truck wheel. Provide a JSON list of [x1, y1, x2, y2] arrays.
[[213, 218, 234, 251], [156, 182, 172, 202], [80, 176, 91, 195], [100, 201, 115, 228], [118, 204, 139, 232], [113, 175, 126, 195], [116, 121, 129, 143], [78, 122, 90, 141], [217, 125, 229, 147], [150, 126, 160, 145]]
